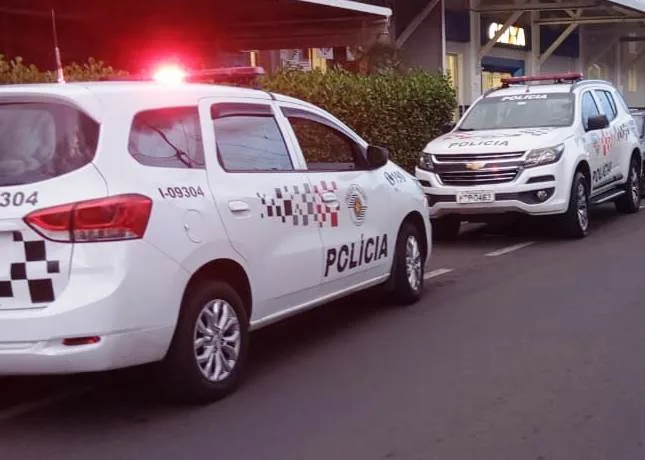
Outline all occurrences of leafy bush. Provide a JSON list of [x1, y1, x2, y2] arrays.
[[261, 68, 456, 172], [0, 54, 456, 173], [0, 55, 127, 84]]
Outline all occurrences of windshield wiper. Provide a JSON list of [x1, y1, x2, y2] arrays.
[[144, 123, 194, 168], [457, 128, 476, 131]]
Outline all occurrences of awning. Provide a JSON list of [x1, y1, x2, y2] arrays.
[[0, 0, 392, 69]]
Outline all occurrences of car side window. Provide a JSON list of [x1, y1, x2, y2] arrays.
[[281, 107, 367, 171], [211, 103, 293, 172], [128, 107, 205, 169], [581, 92, 601, 131], [594, 90, 618, 121]]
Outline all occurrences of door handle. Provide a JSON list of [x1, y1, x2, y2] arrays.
[[321, 192, 338, 203], [228, 200, 250, 213]]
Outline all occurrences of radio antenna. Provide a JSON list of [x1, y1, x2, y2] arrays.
[[51, 9, 65, 83]]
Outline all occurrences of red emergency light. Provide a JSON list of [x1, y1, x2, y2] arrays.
[[153, 65, 188, 84], [100, 65, 266, 88], [501, 72, 583, 87]]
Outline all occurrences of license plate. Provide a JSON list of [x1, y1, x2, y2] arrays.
[[456, 191, 495, 204]]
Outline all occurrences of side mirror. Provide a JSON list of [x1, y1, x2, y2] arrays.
[[366, 145, 389, 169], [587, 114, 609, 131], [440, 122, 456, 134]]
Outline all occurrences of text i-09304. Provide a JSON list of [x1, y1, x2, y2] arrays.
[[158, 186, 206, 200]]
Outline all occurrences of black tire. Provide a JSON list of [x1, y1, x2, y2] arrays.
[[615, 156, 641, 214], [159, 281, 250, 405], [432, 217, 460, 241], [557, 171, 590, 239], [388, 222, 425, 305]]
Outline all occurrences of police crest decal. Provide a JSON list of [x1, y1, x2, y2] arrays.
[[344, 184, 368, 227]]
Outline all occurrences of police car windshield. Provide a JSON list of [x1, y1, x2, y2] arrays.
[[0, 101, 99, 186], [459, 93, 574, 131]]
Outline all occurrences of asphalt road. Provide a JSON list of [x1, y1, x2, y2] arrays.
[[2, 204, 645, 460]]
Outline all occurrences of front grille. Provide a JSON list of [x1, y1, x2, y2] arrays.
[[433, 151, 524, 162], [433, 151, 524, 186]]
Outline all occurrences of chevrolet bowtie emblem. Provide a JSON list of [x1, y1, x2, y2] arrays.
[[465, 161, 485, 170]]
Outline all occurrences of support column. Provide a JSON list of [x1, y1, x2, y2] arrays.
[[528, 10, 541, 74], [441, 0, 447, 72], [578, 25, 586, 74], [468, 0, 481, 102], [616, 39, 623, 91]]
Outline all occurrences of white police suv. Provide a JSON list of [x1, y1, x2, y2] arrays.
[[0, 67, 431, 403], [416, 73, 642, 240]]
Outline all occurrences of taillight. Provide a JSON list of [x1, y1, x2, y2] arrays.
[[24, 194, 153, 243]]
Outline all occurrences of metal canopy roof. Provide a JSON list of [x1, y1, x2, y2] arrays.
[[0, 0, 391, 69], [472, 0, 645, 25]]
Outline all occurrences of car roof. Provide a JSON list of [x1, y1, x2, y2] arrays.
[[0, 81, 320, 120], [0, 80, 271, 99]]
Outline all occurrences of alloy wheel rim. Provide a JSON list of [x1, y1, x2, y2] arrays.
[[193, 299, 241, 382], [405, 235, 422, 291], [576, 182, 589, 232], [630, 165, 640, 204]]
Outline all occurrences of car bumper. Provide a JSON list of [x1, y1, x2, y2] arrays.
[[415, 165, 570, 220], [0, 240, 188, 375]]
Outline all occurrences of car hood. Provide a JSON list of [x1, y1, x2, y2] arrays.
[[424, 127, 572, 154]]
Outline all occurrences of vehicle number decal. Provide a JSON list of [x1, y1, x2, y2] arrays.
[[0, 191, 39, 208], [384, 170, 407, 186], [158, 186, 206, 200]]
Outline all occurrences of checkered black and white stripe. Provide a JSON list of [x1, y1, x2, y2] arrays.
[[258, 180, 339, 228], [0, 231, 61, 305]]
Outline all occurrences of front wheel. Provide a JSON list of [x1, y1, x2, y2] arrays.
[[615, 157, 641, 214], [557, 171, 590, 239], [159, 281, 250, 405], [388, 222, 425, 305]]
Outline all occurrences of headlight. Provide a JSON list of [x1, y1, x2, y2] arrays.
[[523, 144, 565, 168], [418, 153, 435, 172]]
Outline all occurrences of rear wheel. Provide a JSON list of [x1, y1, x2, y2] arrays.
[[557, 171, 589, 239], [432, 217, 460, 241], [615, 156, 641, 214], [159, 281, 249, 404]]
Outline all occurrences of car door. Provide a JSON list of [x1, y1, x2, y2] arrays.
[[198, 96, 324, 321], [580, 90, 611, 192], [593, 88, 624, 182], [275, 102, 395, 296]]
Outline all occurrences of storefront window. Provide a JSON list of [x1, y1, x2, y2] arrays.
[[587, 63, 606, 80], [446, 53, 460, 121]]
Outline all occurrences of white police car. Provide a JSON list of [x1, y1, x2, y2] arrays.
[[416, 73, 642, 240], [0, 67, 431, 403]]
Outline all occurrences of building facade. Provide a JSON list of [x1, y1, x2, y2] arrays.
[[392, 0, 645, 109]]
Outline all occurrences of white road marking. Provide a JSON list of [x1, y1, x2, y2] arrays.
[[0, 386, 91, 422], [424, 268, 454, 279], [485, 242, 535, 257], [640, 204, 645, 209]]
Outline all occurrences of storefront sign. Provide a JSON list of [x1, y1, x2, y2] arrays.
[[487, 22, 526, 47]]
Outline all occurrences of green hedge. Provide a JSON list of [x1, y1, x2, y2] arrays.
[[261, 68, 456, 172], [0, 56, 127, 84], [0, 55, 456, 173]]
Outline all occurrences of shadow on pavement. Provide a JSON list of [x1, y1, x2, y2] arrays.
[[437, 203, 630, 245], [0, 286, 432, 425]]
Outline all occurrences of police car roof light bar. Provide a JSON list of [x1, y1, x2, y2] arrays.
[[186, 66, 266, 81], [99, 66, 266, 87], [501, 72, 583, 87]]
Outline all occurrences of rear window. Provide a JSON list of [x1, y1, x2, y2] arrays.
[[128, 107, 205, 169], [0, 102, 99, 186]]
